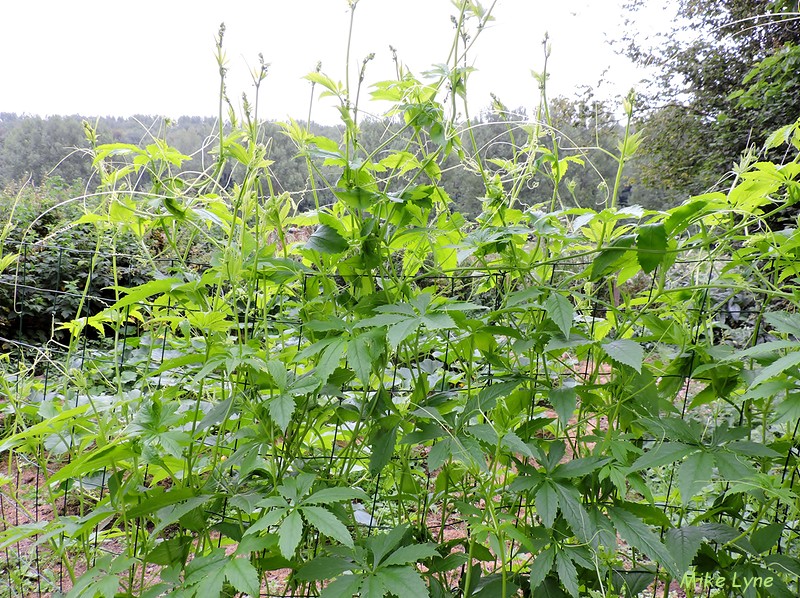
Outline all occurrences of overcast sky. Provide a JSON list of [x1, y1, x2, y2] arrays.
[[2, 0, 664, 124]]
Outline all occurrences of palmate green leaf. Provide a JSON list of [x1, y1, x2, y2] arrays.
[[378, 566, 429, 598], [608, 506, 679, 578], [305, 224, 349, 254], [348, 333, 374, 384], [225, 556, 261, 597], [628, 442, 696, 472], [591, 234, 635, 279], [549, 385, 577, 425], [774, 394, 800, 424], [266, 360, 288, 390], [267, 392, 295, 433], [360, 574, 388, 598], [303, 487, 369, 506], [553, 483, 592, 543], [334, 187, 381, 210], [278, 510, 304, 558], [316, 337, 347, 384], [320, 573, 362, 598], [636, 223, 667, 273], [387, 317, 422, 349], [555, 550, 580, 598], [750, 351, 800, 388], [295, 556, 354, 581], [301, 506, 354, 548], [370, 424, 398, 476], [678, 451, 714, 505], [501, 430, 534, 458], [369, 525, 409, 566], [535, 481, 559, 528], [530, 546, 555, 591], [184, 549, 227, 593], [764, 311, 800, 337], [602, 339, 643, 373], [382, 543, 440, 567], [664, 526, 705, 574], [545, 293, 574, 337]]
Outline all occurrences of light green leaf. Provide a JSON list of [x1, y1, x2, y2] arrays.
[[301, 506, 353, 547], [387, 318, 420, 349], [774, 394, 800, 424], [602, 339, 644, 373], [591, 234, 635, 279], [545, 293, 574, 337], [225, 557, 261, 597], [278, 510, 303, 558]]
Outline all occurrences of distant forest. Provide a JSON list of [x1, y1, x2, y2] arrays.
[[0, 98, 674, 219]]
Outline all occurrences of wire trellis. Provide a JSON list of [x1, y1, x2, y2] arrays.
[[0, 241, 798, 597]]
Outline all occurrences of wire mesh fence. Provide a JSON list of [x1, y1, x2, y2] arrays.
[[0, 239, 798, 597]]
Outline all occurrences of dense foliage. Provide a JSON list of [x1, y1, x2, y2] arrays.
[[622, 0, 800, 194], [1, 3, 800, 598]]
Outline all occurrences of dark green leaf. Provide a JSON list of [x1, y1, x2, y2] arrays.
[[382, 543, 440, 567], [377, 566, 429, 597], [370, 424, 398, 476], [591, 234, 635, 279], [555, 550, 579, 598], [628, 442, 695, 472], [549, 385, 577, 425], [304, 487, 368, 506], [535, 481, 558, 528], [545, 293, 573, 337], [320, 574, 362, 598], [678, 451, 714, 505], [530, 546, 555, 590], [305, 225, 349, 254], [301, 506, 353, 548], [636, 223, 667, 273], [278, 510, 303, 558], [553, 483, 592, 543], [664, 526, 705, 574], [295, 556, 353, 581], [225, 557, 261, 597], [608, 506, 679, 578], [751, 523, 784, 554]]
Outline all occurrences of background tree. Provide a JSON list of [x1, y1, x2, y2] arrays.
[[622, 0, 800, 198]]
